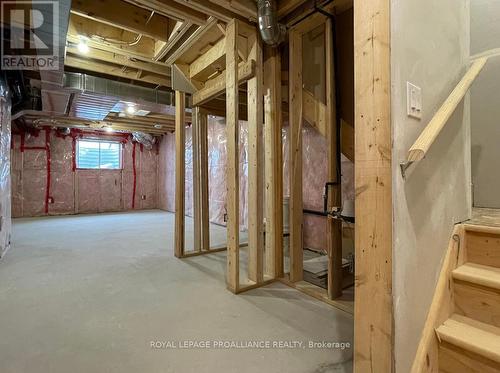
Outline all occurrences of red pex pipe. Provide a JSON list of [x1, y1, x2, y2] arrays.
[[132, 142, 137, 209], [44, 128, 51, 214], [71, 136, 76, 172]]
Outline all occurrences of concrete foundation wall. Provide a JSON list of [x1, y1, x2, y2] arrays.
[[391, 0, 471, 371], [11, 130, 159, 217], [470, 0, 500, 208]]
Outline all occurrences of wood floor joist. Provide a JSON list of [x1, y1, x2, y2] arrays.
[[71, 0, 172, 42], [122, 0, 207, 25]]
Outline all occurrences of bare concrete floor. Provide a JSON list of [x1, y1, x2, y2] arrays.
[[0, 210, 353, 373]]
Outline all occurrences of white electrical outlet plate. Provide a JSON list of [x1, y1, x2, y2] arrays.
[[407, 81, 422, 119]]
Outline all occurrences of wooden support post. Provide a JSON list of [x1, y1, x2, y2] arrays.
[[192, 106, 202, 252], [247, 31, 264, 284], [226, 19, 240, 293], [289, 29, 303, 282], [354, 0, 392, 371], [264, 46, 283, 279], [199, 109, 210, 252], [174, 90, 186, 258], [325, 19, 343, 299]]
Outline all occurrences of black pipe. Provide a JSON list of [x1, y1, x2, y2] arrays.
[[304, 209, 328, 217]]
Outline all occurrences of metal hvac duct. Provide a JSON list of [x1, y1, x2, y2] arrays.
[[257, 0, 286, 46]]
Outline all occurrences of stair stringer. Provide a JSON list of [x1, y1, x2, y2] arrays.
[[410, 224, 466, 373]]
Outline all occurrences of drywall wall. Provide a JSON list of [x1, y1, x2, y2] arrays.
[[11, 129, 158, 217], [391, 0, 471, 371], [470, 0, 500, 207]]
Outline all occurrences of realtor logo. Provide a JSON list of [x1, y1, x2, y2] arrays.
[[1, 0, 59, 70]]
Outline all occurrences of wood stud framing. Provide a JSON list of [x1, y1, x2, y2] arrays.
[[354, 0, 393, 371], [325, 18, 343, 299], [225, 19, 240, 293], [263, 46, 283, 279], [171, 3, 395, 372], [174, 90, 186, 258], [288, 27, 304, 283], [247, 31, 264, 284]]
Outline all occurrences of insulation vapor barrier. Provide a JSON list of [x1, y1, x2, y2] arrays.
[[0, 77, 12, 258], [159, 116, 354, 253], [159, 116, 249, 230], [11, 129, 160, 217]]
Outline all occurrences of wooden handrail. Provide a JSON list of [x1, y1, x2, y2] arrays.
[[402, 57, 488, 175]]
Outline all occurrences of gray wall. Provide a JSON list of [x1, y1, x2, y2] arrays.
[[391, 0, 471, 371], [471, 0, 500, 207]]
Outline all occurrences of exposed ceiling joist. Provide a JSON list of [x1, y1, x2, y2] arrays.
[[66, 46, 170, 76], [123, 0, 207, 25], [65, 55, 171, 87], [71, 0, 172, 41], [68, 15, 157, 60], [169, 0, 250, 23], [208, 0, 257, 19], [154, 21, 194, 61], [165, 17, 218, 65]]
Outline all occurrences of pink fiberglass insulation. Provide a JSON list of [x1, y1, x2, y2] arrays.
[[158, 132, 175, 212], [11, 129, 159, 218], [138, 146, 158, 209], [282, 121, 355, 252]]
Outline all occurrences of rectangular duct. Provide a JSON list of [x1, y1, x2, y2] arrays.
[[63, 72, 174, 105]]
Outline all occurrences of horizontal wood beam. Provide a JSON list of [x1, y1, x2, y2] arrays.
[[189, 37, 226, 80], [66, 46, 170, 76], [71, 0, 171, 41], [65, 55, 171, 87], [192, 59, 255, 106]]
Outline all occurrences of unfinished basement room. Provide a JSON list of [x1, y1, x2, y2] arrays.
[[1, 0, 500, 372]]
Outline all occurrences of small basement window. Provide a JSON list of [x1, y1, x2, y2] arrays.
[[77, 140, 122, 169]]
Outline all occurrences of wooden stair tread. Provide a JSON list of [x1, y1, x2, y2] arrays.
[[436, 314, 500, 364], [453, 263, 500, 290]]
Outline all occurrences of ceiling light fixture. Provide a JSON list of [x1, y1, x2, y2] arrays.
[[154, 124, 162, 129], [77, 37, 89, 54], [105, 126, 114, 133], [126, 105, 136, 115]]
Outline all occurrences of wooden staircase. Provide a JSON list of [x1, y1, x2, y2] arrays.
[[412, 219, 500, 372], [426, 224, 500, 372]]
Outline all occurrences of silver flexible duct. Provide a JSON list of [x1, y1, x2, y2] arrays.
[[257, 0, 286, 46]]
